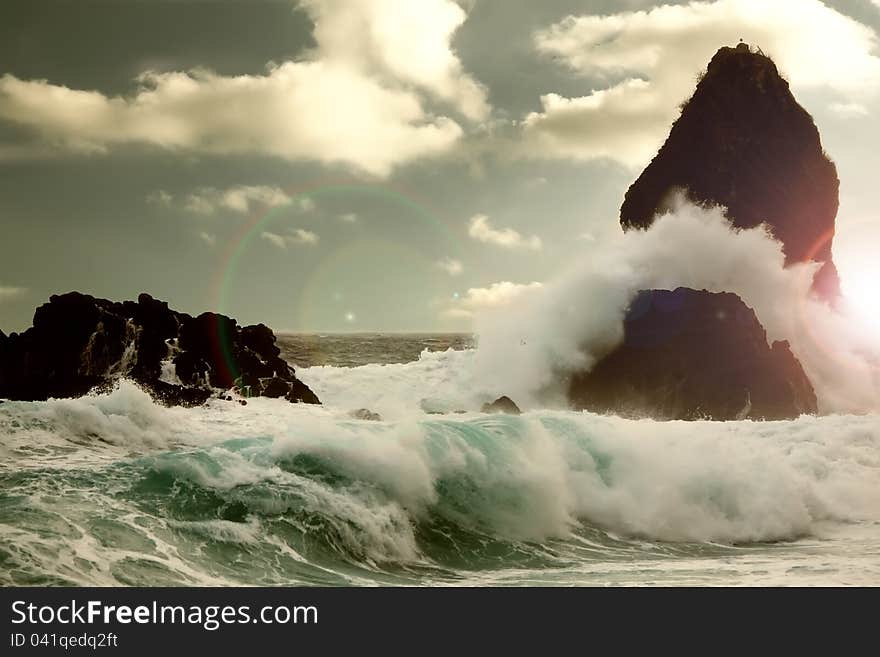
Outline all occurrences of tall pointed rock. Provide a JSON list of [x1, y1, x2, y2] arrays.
[[620, 43, 841, 299]]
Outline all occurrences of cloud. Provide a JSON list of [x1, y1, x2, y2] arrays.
[[199, 232, 217, 247], [828, 101, 869, 118], [524, 0, 880, 166], [184, 194, 215, 216], [297, 196, 316, 213], [291, 228, 319, 245], [468, 214, 542, 250], [146, 189, 173, 206], [220, 186, 294, 213], [261, 228, 319, 249], [0, 0, 487, 176], [521, 83, 671, 167], [302, 0, 489, 122], [444, 281, 543, 319], [0, 286, 26, 302], [261, 231, 288, 249], [339, 213, 359, 223], [184, 185, 296, 216], [437, 256, 463, 275]]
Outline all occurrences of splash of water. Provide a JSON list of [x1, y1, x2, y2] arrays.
[[471, 198, 880, 413]]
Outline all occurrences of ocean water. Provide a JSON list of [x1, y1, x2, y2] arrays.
[[1, 335, 879, 586]]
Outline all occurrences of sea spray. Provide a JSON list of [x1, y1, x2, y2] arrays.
[[3, 378, 879, 586], [471, 198, 880, 413]]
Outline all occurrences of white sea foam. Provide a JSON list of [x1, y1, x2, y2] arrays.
[[470, 198, 880, 413], [5, 378, 878, 548], [250, 407, 880, 544], [298, 347, 480, 419]]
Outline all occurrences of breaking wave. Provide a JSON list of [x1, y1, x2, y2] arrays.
[[2, 377, 879, 586]]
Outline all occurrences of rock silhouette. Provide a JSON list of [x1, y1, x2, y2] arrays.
[[481, 396, 522, 415], [620, 43, 841, 299], [0, 292, 319, 406], [568, 288, 817, 420]]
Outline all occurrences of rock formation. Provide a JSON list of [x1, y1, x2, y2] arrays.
[[568, 288, 817, 420], [620, 43, 841, 299], [0, 292, 319, 406], [350, 408, 382, 421], [567, 44, 831, 420], [481, 396, 522, 415]]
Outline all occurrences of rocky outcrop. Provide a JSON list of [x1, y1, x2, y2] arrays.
[[0, 292, 320, 406], [620, 43, 841, 299], [350, 408, 382, 421], [481, 396, 521, 415], [568, 288, 817, 420]]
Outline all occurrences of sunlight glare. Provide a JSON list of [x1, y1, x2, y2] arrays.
[[842, 265, 880, 333]]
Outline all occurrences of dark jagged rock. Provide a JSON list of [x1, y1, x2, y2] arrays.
[[568, 288, 817, 420], [0, 291, 320, 407], [262, 377, 290, 399], [481, 396, 521, 415], [241, 324, 281, 358], [620, 43, 841, 299], [286, 379, 321, 405]]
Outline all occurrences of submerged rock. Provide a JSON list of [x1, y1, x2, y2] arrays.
[[620, 43, 841, 300], [350, 408, 382, 421], [568, 288, 817, 420], [0, 291, 320, 407], [481, 396, 521, 415]]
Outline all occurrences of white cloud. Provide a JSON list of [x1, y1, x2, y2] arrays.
[[0, 0, 487, 176], [297, 196, 316, 213], [468, 214, 542, 250], [525, 0, 880, 166], [444, 281, 543, 319], [302, 0, 489, 121], [291, 228, 319, 245], [184, 185, 295, 215], [261, 231, 288, 249], [199, 232, 217, 247], [219, 186, 292, 213], [437, 256, 463, 275], [339, 213, 359, 223], [184, 194, 217, 216], [146, 189, 173, 206], [828, 101, 869, 118], [0, 286, 26, 302], [261, 228, 319, 249], [521, 83, 671, 167]]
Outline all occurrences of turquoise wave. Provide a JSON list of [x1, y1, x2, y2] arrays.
[[2, 383, 879, 586]]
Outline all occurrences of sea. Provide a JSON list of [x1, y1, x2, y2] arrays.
[[1, 333, 878, 586]]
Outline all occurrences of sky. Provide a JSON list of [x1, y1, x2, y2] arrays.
[[1, 0, 879, 333]]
